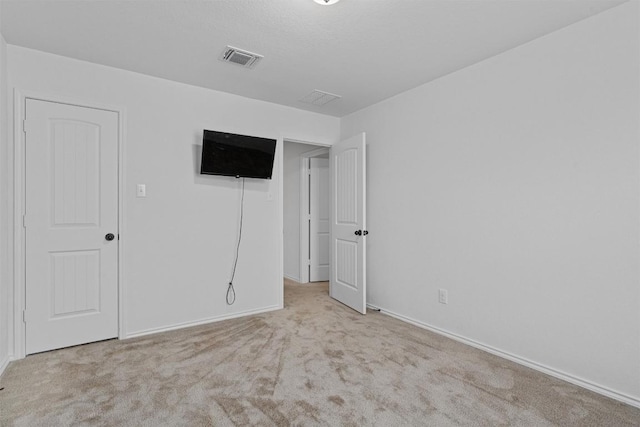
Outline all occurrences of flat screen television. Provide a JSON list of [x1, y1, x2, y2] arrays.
[[200, 130, 277, 179]]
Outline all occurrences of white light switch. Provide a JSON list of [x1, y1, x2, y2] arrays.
[[137, 184, 146, 198]]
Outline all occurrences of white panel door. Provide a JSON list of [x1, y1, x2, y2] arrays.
[[25, 99, 119, 354], [310, 157, 329, 282], [330, 133, 366, 314]]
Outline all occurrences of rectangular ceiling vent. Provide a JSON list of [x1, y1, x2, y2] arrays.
[[219, 46, 263, 69], [299, 90, 342, 107]]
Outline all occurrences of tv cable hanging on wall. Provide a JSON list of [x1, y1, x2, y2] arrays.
[[227, 177, 245, 305], [199, 129, 277, 306]]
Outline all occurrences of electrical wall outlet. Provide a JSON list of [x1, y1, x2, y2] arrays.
[[438, 289, 448, 304]]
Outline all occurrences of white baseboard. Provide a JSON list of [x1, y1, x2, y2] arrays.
[[376, 306, 640, 409], [124, 305, 282, 339], [0, 355, 12, 379], [284, 274, 301, 283]]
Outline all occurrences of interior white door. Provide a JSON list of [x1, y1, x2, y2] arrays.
[[330, 133, 366, 314], [25, 99, 119, 354], [309, 157, 329, 282]]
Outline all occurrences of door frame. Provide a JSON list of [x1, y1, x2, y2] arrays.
[[299, 147, 330, 284], [12, 89, 127, 360], [278, 139, 330, 303]]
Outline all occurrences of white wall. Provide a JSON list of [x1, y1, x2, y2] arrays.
[[0, 3, 10, 374], [342, 1, 640, 404], [283, 141, 322, 282], [6, 46, 339, 340]]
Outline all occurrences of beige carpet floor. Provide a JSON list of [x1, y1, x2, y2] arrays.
[[1, 280, 639, 426]]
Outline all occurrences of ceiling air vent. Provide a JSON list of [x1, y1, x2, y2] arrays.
[[299, 90, 342, 107], [219, 46, 263, 69]]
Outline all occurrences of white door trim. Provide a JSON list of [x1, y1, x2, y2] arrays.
[[299, 147, 330, 284], [12, 89, 127, 360]]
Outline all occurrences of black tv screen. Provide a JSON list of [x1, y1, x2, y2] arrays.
[[200, 130, 277, 179]]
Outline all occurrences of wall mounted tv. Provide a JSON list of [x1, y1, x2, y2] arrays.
[[200, 130, 277, 179]]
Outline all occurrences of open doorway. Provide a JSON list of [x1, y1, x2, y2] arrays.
[[280, 133, 367, 313], [283, 140, 330, 285]]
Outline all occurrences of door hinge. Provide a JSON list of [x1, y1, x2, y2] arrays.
[[23, 119, 27, 134], [22, 215, 27, 228], [22, 310, 27, 323]]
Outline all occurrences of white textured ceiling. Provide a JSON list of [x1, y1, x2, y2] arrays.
[[0, 0, 628, 117]]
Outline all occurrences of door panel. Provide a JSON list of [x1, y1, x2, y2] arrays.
[[51, 120, 100, 226], [25, 99, 119, 354], [50, 250, 100, 317], [330, 133, 366, 314], [335, 239, 357, 289], [336, 149, 357, 225], [310, 157, 330, 282]]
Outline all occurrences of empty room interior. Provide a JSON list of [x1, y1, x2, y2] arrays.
[[1, 0, 639, 425]]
